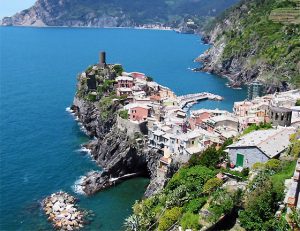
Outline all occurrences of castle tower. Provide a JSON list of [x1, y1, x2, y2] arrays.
[[99, 51, 106, 67]]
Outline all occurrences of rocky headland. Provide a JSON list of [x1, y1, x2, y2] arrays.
[[69, 59, 174, 198], [0, 0, 240, 35], [196, 0, 300, 91]]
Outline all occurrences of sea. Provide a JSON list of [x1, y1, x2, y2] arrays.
[[0, 27, 247, 230]]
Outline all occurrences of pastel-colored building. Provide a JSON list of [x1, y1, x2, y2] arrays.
[[227, 127, 295, 168], [130, 72, 147, 80], [124, 103, 150, 122], [116, 76, 134, 88], [117, 88, 133, 97]]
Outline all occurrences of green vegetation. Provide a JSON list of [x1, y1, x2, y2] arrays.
[[206, 189, 241, 223], [119, 110, 129, 119], [113, 65, 124, 76], [288, 208, 300, 229], [239, 160, 296, 230], [296, 99, 300, 106], [188, 146, 225, 169], [180, 211, 201, 230], [207, 0, 300, 87], [97, 79, 115, 96], [27, 0, 239, 28], [288, 131, 300, 158], [203, 178, 223, 194], [98, 94, 117, 120], [146, 76, 154, 82], [128, 135, 297, 230], [242, 122, 273, 135], [157, 207, 182, 231], [86, 92, 97, 102]]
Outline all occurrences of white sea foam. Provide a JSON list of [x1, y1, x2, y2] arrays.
[[72, 176, 86, 195], [78, 147, 91, 154], [65, 106, 75, 115]]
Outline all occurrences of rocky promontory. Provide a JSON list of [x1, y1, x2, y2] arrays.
[[197, 0, 300, 90], [70, 58, 167, 197]]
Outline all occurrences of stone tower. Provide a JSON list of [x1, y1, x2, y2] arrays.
[[99, 51, 106, 67]]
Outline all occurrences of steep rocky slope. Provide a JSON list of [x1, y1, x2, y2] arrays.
[[0, 0, 239, 29], [69, 62, 171, 197], [198, 0, 300, 90]]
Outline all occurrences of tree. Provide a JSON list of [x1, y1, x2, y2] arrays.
[[124, 214, 141, 231], [146, 76, 154, 82], [203, 178, 223, 194], [113, 64, 124, 76], [265, 159, 281, 172], [188, 146, 221, 168], [180, 212, 201, 230], [158, 207, 182, 231], [239, 176, 279, 230]]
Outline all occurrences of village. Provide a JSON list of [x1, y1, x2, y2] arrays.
[[72, 52, 300, 230]]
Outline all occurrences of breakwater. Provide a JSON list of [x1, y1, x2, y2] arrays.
[[42, 192, 87, 230]]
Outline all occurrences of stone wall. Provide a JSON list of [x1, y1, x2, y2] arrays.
[[228, 147, 269, 168], [117, 115, 148, 136]]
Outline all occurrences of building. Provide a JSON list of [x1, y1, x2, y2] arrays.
[[124, 103, 150, 122], [117, 88, 133, 97], [203, 114, 239, 132], [227, 127, 295, 168], [247, 81, 264, 100], [284, 158, 300, 226], [269, 106, 292, 127], [116, 76, 134, 89]]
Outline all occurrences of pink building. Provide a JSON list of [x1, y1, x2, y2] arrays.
[[130, 106, 150, 121], [189, 111, 211, 130], [130, 72, 146, 80], [116, 76, 134, 89], [124, 103, 150, 121]]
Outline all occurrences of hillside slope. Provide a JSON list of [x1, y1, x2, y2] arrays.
[[0, 0, 238, 29], [198, 0, 300, 90]]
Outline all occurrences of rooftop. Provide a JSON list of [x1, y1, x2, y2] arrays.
[[228, 127, 295, 158], [124, 103, 150, 110], [116, 76, 133, 81]]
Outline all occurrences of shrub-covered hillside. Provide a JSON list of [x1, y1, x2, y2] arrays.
[[0, 0, 239, 28], [200, 0, 300, 90], [126, 143, 298, 230]]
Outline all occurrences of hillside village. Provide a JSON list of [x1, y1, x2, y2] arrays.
[[75, 52, 300, 230]]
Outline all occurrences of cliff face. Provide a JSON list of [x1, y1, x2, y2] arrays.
[[72, 96, 162, 196], [0, 0, 132, 27], [198, 0, 300, 90], [0, 0, 239, 28], [70, 63, 166, 196]]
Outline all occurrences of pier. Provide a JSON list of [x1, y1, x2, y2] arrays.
[[178, 92, 223, 109]]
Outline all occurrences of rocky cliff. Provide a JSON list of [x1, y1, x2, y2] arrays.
[[70, 62, 169, 197], [0, 0, 239, 29], [197, 0, 300, 90]]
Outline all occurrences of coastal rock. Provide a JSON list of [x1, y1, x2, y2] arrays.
[[72, 95, 162, 196], [197, 0, 299, 90], [42, 192, 86, 230]]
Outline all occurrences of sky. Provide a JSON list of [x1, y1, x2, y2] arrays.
[[0, 0, 36, 19]]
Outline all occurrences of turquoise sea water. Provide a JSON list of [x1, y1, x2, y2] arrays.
[[0, 27, 246, 230]]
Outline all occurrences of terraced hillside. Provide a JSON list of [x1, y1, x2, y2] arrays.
[[269, 0, 300, 24]]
